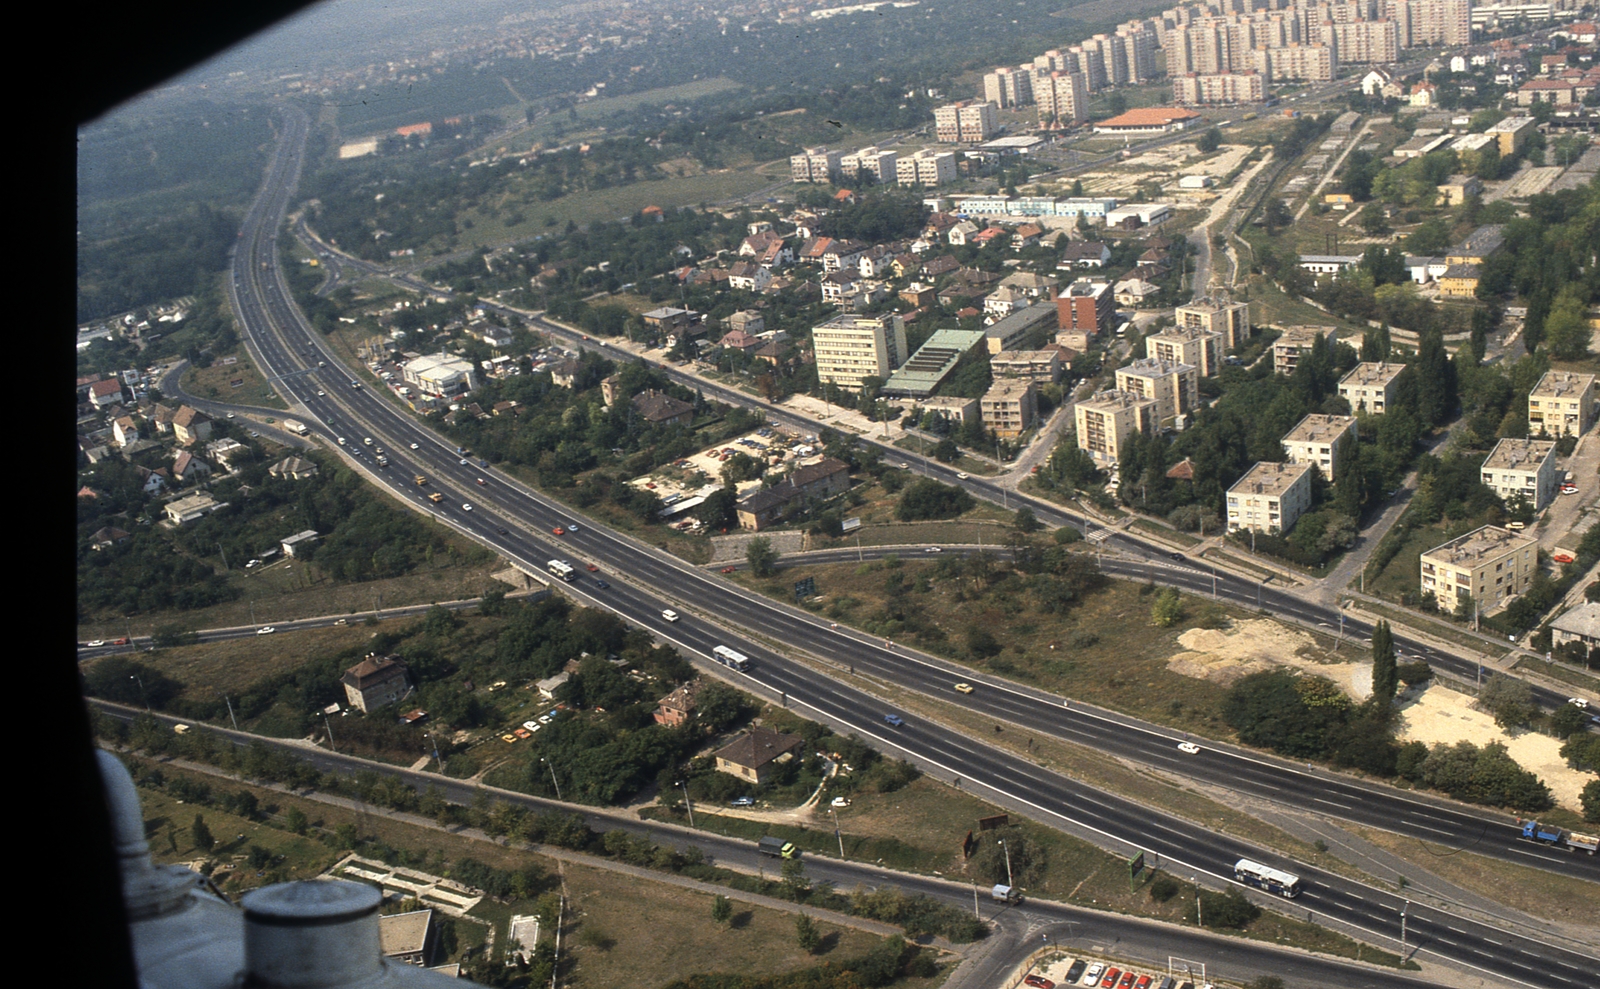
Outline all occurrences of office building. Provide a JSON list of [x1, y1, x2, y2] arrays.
[[811, 313, 909, 392]]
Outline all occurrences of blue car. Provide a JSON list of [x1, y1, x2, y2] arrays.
[[884, 714, 904, 727], [594, 579, 609, 589]]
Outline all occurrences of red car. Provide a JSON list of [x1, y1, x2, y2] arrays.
[[1135, 977, 1152, 989], [1023, 977, 1054, 989], [112, 638, 129, 645], [1117, 973, 1135, 989], [552, 526, 565, 536], [721, 566, 737, 573], [587, 564, 599, 572], [1100, 970, 1120, 988]]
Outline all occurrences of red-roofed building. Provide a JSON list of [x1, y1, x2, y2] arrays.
[[641, 205, 665, 222], [1092, 108, 1202, 135], [396, 122, 433, 137]]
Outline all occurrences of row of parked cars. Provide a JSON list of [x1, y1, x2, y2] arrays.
[[1026, 962, 1207, 989]]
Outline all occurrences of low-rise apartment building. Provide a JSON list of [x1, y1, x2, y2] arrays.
[[1282, 414, 1357, 476], [981, 379, 1039, 438], [790, 146, 842, 183], [1480, 437, 1559, 512], [990, 349, 1063, 384], [1055, 278, 1116, 340], [1115, 357, 1199, 421], [1338, 361, 1408, 415], [895, 149, 959, 187], [1527, 370, 1596, 438], [1420, 525, 1538, 614], [1226, 461, 1313, 536], [1273, 326, 1337, 376], [1174, 296, 1250, 350], [1075, 389, 1157, 464], [1146, 324, 1223, 378]]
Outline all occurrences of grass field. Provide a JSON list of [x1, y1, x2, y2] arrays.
[[181, 348, 287, 411]]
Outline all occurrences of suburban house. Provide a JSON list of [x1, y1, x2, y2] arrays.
[[172, 406, 213, 447], [631, 389, 695, 428], [341, 654, 411, 713], [653, 680, 706, 728], [714, 726, 806, 784]]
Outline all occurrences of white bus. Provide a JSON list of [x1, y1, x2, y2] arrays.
[[1234, 858, 1301, 898], [712, 645, 751, 672], [547, 560, 577, 582]]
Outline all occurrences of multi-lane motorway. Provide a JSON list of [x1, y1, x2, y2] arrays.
[[191, 103, 1599, 988]]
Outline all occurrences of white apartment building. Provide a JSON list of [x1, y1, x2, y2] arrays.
[[1527, 370, 1596, 438], [811, 313, 908, 392], [1075, 389, 1158, 464], [1116, 357, 1200, 421], [1175, 296, 1250, 348], [840, 146, 898, 185], [934, 101, 999, 143], [1147, 324, 1223, 378], [790, 146, 842, 183], [1420, 525, 1538, 614], [1338, 361, 1408, 414], [983, 66, 1035, 108], [1033, 70, 1090, 125], [1480, 438, 1559, 512], [895, 150, 958, 188], [1227, 461, 1313, 536], [1282, 413, 1357, 476]]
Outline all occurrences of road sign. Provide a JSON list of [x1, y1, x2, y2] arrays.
[[1129, 851, 1146, 881], [794, 576, 816, 602]]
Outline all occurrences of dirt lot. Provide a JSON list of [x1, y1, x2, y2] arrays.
[[1166, 618, 1371, 700]]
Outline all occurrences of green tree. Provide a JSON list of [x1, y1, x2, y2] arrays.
[[1151, 587, 1184, 627], [746, 537, 779, 577], [1013, 506, 1040, 533], [711, 894, 733, 925], [781, 857, 810, 901], [1582, 779, 1600, 823], [1543, 287, 1591, 360], [191, 814, 214, 851], [1371, 620, 1398, 702], [1195, 127, 1222, 153], [795, 912, 821, 953], [1548, 702, 1589, 739], [1478, 674, 1536, 729], [283, 806, 309, 835]]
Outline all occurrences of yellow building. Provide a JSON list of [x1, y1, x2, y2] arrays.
[[1420, 525, 1539, 614], [1075, 389, 1158, 465], [1338, 362, 1408, 415], [1226, 461, 1313, 535], [1528, 370, 1596, 438]]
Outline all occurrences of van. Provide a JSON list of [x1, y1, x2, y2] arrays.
[[1505, 520, 1525, 530]]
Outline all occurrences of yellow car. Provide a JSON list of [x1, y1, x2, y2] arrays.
[[954, 683, 974, 694], [501, 733, 518, 743]]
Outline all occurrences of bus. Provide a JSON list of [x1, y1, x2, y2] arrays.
[[712, 645, 751, 672], [1234, 859, 1301, 898], [547, 560, 577, 582]]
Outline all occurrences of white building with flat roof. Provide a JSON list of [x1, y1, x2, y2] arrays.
[[1075, 389, 1157, 465], [1227, 461, 1313, 535], [812, 313, 908, 393], [1115, 357, 1199, 421], [1480, 438, 1559, 512], [1420, 525, 1539, 614], [1338, 362, 1408, 415], [1282, 414, 1357, 476], [403, 352, 479, 397]]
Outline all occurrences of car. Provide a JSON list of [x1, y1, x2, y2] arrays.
[[552, 526, 565, 536], [513, 727, 533, 740], [1177, 741, 1201, 754], [662, 609, 679, 622], [409, 443, 420, 450], [926, 546, 942, 553], [333, 618, 348, 626], [1134, 977, 1152, 989], [226, 412, 236, 419], [830, 796, 851, 808], [721, 566, 737, 574], [462, 503, 472, 511], [1024, 977, 1054, 989], [1553, 551, 1576, 564], [350, 380, 361, 389], [249, 431, 261, 438], [86, 640, 106, 648], [501, 734, 517, 744], [1505, 520, 1525, 530], [954, 683, 974, 694], [496, 526, 509, 535], [585, 563, 599, 572], [1100, 969, 1120, 989], [1568, 698, 1589, 710], [363, 437, 373, 446], [956, 472, 970, 479], [1117, 972, 1136, 989], [246, 559, 262, 569], [257, 626, 276, 635], [317, 390, 325, 396], [568, 523, 580, 531], [897, 462, 910, 469], [883, 714, 904, 727], [1561, 484, 1578, 495], [1064, 961, 1086, 983], [459, 458, 469, 466], [594, 579, 609, 589], [730, 797, 755, 807], [538, 714, 553, 725], [1169, 552, 1185, 562], [1082, 964, 1104, 986], [476, 477, 487, 486], [317, 361, 326, 367]]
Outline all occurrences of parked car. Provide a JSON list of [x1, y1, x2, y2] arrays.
[[1024, 977, 1054, 989], [513, 727, 532, 740], [731, 797, 755, 807], [830, 797, 851, 808], [1081, 963, 1104, 986]]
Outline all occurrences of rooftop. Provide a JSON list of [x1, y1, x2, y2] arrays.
[[1118, 356, 1195, 379], [1340, 361, 1407, 387], [1530, 370, 1595, 398], [1422, 525, 1537, 563], [1078, 388, 1158, 412], [1483, 437, 1557, 471], [1550, 602, 1600, 641], [1229, 461, 1312, 497], [983, 378, 1036, 401], [1276, 325, 1338, 345], [1097, 107, 1201, 128], [1283, 413, 1357, 444], [714, 726, 805, 771], [882, 328, 986, 396]]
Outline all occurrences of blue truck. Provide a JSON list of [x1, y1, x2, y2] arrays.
[[1520, 820, 1598, 854]]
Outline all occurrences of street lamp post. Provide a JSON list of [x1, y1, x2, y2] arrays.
[[1400, 900, 1409, 961], [541, 757, 563, 802], [998, 838, 1014, 887], [130, 675, 149, 713], [829, 807, 845, 857], [1193, 877, 1202, 927], [677, 780, 694, 827]]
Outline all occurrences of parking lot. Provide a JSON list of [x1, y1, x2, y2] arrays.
[[1025, 955, 1209, 989]]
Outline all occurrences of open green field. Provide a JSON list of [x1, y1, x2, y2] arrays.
[[181, 348, 288, 411]]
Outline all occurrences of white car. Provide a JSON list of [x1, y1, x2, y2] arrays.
[[256, 626, 276, 635], [522, 721, 540, 731], [462, 503, 473, 512], [956, 472, 970, 479], [1177, 741, 1201, 754], [410, 443, 420, 450], [568, 523, 580, 531], [1569, 698, 1590, 710], [662, 609, 679, 622], [830, 797, 851, 808], [86, 640, 106, 648], [317, 390, 325, 396], [1081, 963, 1103, 986]]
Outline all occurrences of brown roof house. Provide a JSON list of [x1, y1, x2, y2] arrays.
[[653, 679, 706, 728], [631, 389, 695, 428], [735, 457, 852, 531], [714, 726, 806, 784], [172, 405, 213, 447], [342, 654, 411, 713]]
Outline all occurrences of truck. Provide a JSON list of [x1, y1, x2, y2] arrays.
[[415, 475, 429, 486], [1520, 820, 1599, 854], [757, 836, 800, 860], [284, 419, 309, 436], [990, 884, 1021, 904]]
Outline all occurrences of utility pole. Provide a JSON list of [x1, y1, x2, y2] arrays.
[[542, 758, 563, 801], [1194, 877, 1202, 927], [677, 780, 694, 827], [998, 838, 1014, 887], [829, 807, 845, 857], [321, 710, 336, 751], [225, 696, 238, 730], [1400, 900, 1409, 961]]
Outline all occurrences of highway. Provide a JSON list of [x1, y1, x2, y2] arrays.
[[181, 102, 1599, 987]]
